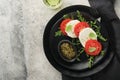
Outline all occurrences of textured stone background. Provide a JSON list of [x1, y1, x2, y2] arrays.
[[0, 0, 120, 80]]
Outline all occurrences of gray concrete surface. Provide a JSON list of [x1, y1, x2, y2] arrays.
[[0, 0, 120, 80]]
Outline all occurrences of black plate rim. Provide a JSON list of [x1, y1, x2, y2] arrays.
[[49, 11, 109, 71], [43, 5, 114, 77]]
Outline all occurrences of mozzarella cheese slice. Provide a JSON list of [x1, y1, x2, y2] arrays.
[[65, 20, 80, 38], [78, 28, 97, 47]]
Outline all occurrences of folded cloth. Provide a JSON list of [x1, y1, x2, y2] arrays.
[[92, 56, 120, 80], [88, 0, 120, 80], [89, 0, 118, 21], [92, 19, 120, 80], [88, 0, 120, 62]]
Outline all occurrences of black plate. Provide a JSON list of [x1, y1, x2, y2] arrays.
[[49, 11, 109, 71], [43, 5, 114, 77]]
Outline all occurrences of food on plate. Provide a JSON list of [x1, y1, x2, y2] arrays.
[[59, 41, 76, 60], [65, 20, 80, 38], [85, 39, 102, 56], [55, 10, 107, 67], [60, 19, 71, 35], [78, 28, 97, 47], [74, 22, 90, 37]]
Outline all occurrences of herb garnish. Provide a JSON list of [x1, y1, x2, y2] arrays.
[[89, 20, 107, 42], [77, 10, 85, 21], [76, 48, 84, 61], [77, 58, 81, 61], [78, 47, 85, 54], [88, 56, 94, 68], [72, 38, 81, 45], [101, 50, 105, 56], [63, 14, 74, 19], [55, 30, 62, 37], [63, 14, 69, 19]]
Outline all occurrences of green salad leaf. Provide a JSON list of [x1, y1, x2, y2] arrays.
[[88, 56, 94, 68], [63, 14, 69, 19], [77, 10, 85, 21], [89, 20, 107, 42], [55, 30, 62, 37]]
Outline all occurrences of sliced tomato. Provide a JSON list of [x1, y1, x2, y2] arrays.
[[74, 22, 90, 37], [85, 39, 102, 56], [60, 19, 71, 35]]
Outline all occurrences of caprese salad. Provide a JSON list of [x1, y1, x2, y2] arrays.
[[55, 10, 107, 67], [60, 18, 101, 56]]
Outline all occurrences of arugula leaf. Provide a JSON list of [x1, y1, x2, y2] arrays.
[[79, 48, 85, 54], [55, 30, 62, 37], [101, 50, 105, 56], [97, 34, 107, 41], [71, 14, 74, 20], [88, 56, 94, 68], [72, 38, 81, 45], [63, 14, 69, 19], [77, 10, 85, 21], [76, 48, 84, 61], [63, 14, 74, 19], [77, 58, 81, 61], [89, 20, 107, 42]]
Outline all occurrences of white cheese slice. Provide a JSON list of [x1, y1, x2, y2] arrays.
[[65, 20, 80, 38], [78, 28, 97, 47]]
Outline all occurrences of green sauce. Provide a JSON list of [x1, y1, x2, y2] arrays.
[[60, 42, 76, 60], [46, 0, 60, 6], [43, 0, 62, 9]]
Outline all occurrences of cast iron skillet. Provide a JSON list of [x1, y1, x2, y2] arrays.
[[43, 5, 114, 78]]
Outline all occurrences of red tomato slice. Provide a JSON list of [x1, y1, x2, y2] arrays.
[[85, 39, 102, 56], [74, 22, 90, 37], [60, 19, 71, 35]]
